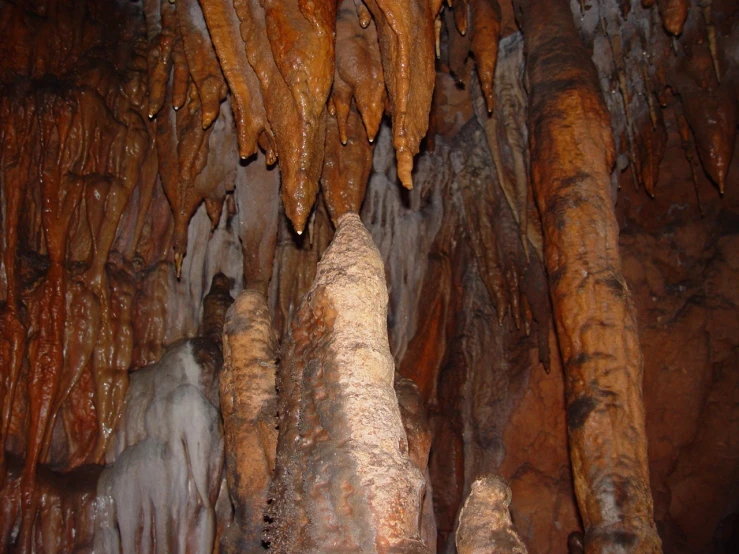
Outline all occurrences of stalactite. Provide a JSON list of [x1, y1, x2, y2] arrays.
[[146, 0, 178, 118], [680, 85, 737, 195], [334, 0, 386, 143], [493, 33, 536, 260], [175, 0, 227, 129], [20, 94, 85, 551], [469, 0, 502, 113], [362, 0, 437, 189], [267, 213, 429, 552], [455, 475, 528, 554], [676, 108, 705, 214], [232, 0, 313, 234], [398, 254, 452, 404], [516, 0, 661, 551], [198, 0, 268, 159], [657, 0, 689, 36], [260, 0, 336, 232], [456, 122, 528, 328], [322, 106, 375, 224], [444, 6, 472, 88], [453, 0, 470, 36], [0, 92, 31, 478], [700, 1, 720, 82], [2, 0, 739, 551], [237, 154, 281, 294], [0, 456, 101, 553], [172, 28, 191, 111]]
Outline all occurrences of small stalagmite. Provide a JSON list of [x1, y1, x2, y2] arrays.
[[455, 475, 527, 554], [267, 213, 429, 553], [220, 290, 278, 553]]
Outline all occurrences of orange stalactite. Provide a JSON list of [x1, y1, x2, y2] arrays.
[[321, 106, 375, 224], [469, 0, 501, 113], [199, 0, 269, 158], [362, 0, 437, 190]]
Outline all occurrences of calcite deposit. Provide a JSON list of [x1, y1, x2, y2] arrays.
[[455, 475, 527, 554], [267, 213, 430, 552], [1, 0, 738, 553]]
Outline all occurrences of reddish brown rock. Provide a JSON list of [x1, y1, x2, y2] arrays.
[[515, 0, 660, 550]]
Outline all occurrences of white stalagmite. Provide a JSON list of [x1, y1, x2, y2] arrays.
[[268, 212, 429, 553], [456, 475, 528, 554]]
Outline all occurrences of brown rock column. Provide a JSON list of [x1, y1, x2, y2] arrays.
[[220, 290, 278, 552], [267, 213, 429, 553], [514, 1, 661, 551]]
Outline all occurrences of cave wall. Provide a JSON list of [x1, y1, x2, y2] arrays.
[[0, 0, 738, 552]]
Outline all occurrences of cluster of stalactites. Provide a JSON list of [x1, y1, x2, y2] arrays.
[[578, 0, 736, 201], [142, 0, 511, 240]]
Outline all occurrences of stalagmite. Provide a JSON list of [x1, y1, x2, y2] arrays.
[[2, 0, 739, 551], [98, 339, 225, 554], [220, 290, 278, 553], [514, 0, 661, 551], [395, 376, 437, 550], [267, 213, 429, 552], [455, 475, 527, 554], [200, 273, 234, 345]]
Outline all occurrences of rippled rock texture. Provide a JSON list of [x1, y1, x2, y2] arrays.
[[1, 0, 738, 552]]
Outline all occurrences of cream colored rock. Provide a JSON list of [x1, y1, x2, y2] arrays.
[[220, 289, 277, 553], [456, 475, 527, 554], [268, 213, 429, 553]]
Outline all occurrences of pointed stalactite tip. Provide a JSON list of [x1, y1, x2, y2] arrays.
[[175, 251, 184, 280]]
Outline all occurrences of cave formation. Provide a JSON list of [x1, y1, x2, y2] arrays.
[[0, 0, 738, 552]]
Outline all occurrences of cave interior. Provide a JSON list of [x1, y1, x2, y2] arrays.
[[0, 0, 738, 552]]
